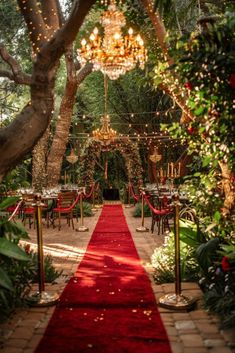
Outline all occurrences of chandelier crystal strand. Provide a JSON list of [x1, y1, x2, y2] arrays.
[[77, 0, 147, 80], [92, 74, 117, 145]]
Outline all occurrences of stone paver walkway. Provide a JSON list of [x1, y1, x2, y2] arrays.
[[0, 205, 234, 353]]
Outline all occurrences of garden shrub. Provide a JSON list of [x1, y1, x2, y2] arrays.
[[151, 230, 200, 284], [0, 198, 61, 322], [74, 201, 93, 217], [133, 202, 152, 217]]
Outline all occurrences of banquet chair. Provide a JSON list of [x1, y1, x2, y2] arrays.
[[150, 195, 173, 235], [52, 191, 78, 230], [22, 194, 36, 228]]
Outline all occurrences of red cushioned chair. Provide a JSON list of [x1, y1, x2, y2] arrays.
[[52, 191, 79, 230], [22, 194, 36, 228], [150, 195, 173, 235]]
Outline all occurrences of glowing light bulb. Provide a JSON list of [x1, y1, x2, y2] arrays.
[[128, 28, 133, 35], [114, 32, 120, 40]]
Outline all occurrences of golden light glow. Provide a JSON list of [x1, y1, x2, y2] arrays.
[[77, 0, 147, 80]]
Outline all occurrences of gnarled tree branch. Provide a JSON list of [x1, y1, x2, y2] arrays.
[[0, 45, 32, 85], [0, 0, 96, 180], [17, 0, 47, 50]]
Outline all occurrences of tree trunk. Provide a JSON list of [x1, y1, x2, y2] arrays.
[[32, 127, 50, 191], [46, 60, 93, 187], [140, 0, 194, 123], [0, 0, 95, 181], [219, 162, 235, 217]]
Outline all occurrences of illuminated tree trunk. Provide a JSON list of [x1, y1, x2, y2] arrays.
[[219, 162, 235, 217], [46, 61, 93, 187], [32, 128, 50, 191], [140, 0, 193, 122]]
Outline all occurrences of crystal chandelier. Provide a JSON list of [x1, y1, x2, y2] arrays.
[[92, 74, 117, 145], [149, 147, 162, 163], [77, 0, 147, 80], [93, 114, 117, 145]]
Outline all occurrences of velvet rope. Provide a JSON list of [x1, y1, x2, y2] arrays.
[[83, 184, 95, 199], [8, 199, 24, 221], [142, 192, 172, 216], [69, 193, 82, 210], [129, 184, 140, 202]]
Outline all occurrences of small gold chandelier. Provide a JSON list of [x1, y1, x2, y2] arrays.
[[93, 114, 117, 145], [149, 147, 162, 163], [66, 148, 78, 164], [92, 74, 117, 145], [77, 0, 147, 80]]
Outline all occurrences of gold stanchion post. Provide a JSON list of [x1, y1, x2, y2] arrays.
[[91, 183, 98, 212], [136, 191, 149, 232], [125, 182, 133, 208], [159, 195, 196, 310], [76, 193, 89, 232], [27, 194, 59, 306]]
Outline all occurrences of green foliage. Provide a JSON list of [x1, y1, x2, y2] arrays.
[[27, 249, 62, 284], [0, 198, 60, 322], [78, 138, 143, 186], [151, 230, 200, 284], [199, 242, 235, 328], [0, 159, 32, 193], [133, 202, 152, 217], [156, 15, 235, 328], [0, 215, 32, 321], [167, 13, 235, 173], [75, 201, 93, 217]]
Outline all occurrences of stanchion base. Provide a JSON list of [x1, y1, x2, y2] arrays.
[[76, 226, 89, 232], [125, 204, 134, 208], [136, 226, 149, 232], [159, 293, 196, 311], [94, 204, 103, 209], [27, 291, 59, 307]]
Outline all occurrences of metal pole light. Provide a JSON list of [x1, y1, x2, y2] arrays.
[[159, 195, 196, 310], [27, 194, 59, 306], [136, 191, 149, 232]]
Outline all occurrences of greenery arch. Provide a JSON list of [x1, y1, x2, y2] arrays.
[[78, 138, 143, 185]]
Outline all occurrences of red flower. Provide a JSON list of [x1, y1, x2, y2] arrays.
[[184, 82, 193, 90], [187, 126, 195, 135], [229, 74, 235, 88], [221, 256, 230, 272]]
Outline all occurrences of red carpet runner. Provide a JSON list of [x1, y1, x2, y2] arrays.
[[35, 205, 172, 353]]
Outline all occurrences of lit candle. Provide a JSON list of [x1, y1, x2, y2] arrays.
[[178, 162, 181, 176], [167, 163, 170, 177]]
